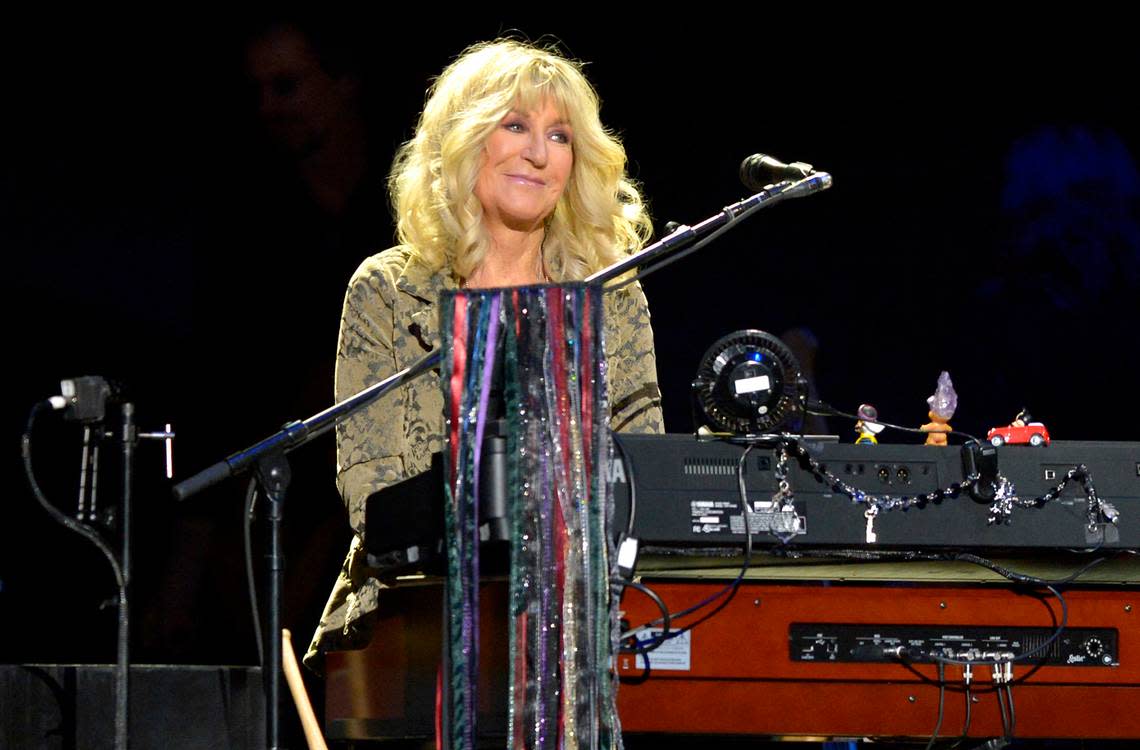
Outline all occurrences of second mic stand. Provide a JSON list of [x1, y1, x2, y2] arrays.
[[255, 451, 290, 750]]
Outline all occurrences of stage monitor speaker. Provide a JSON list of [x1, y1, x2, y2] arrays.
[[1, 664, 264, 750]]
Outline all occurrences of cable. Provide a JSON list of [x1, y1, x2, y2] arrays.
[[1004, 682, 1016, 740], [863, 550, 1087, 679], [807, 401, 982, 444], [954, 675, 973, 747], [869, 552, 1071, 669], [629, 572, 744, 653], [620, 640, 652, 683], [614, 581, 665, 682], [617, 580, 671, 648], [242, 476, 264, 666], [23, 400, 129, 750], [923, 661, 947, 750], [620, 443, 757, 646], [1031, 552, 1116, 586], [22, 402, 127, 592], [930, 585, 1067, 668], [613, 436, 636, 539], [870, 552, 1074, 669], [954, 552, 1062, 586], [674, 440, 755, 623], [995, 668, 1011, 741]]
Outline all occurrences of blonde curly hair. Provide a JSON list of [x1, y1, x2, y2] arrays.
[[389, 39, 652, 282]]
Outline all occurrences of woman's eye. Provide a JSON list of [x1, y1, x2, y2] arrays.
[[504, 121, 526, 133], [550, 130, 571, 145]]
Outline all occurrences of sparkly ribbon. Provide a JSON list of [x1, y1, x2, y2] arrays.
[[441, 283, 620, 750]]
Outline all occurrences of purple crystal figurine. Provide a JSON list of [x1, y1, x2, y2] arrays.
[[926, 371, 957, 421]]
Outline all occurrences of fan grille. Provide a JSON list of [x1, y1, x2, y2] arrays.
[[693, 329, 802, 434]]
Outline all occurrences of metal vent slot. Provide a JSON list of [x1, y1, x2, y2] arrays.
[[683, 457, 739, 476]]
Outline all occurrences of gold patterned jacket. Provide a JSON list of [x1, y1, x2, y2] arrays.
[[304, 246, 664, 669]]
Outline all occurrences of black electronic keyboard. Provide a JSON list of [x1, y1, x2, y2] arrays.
[[613, 435, 1140, 552], [363, 435, 1140, 575]]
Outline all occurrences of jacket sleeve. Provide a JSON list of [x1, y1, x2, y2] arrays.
[[334, 260, 407, 538], [604, 282, 665, 434]]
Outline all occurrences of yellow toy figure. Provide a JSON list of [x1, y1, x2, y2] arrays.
[[854, 403, 885, 444], [920, 371, 957, 446]]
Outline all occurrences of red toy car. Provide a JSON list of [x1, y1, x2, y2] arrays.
[[987, 422, 1050, 447]]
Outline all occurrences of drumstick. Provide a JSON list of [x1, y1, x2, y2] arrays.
[[282, 629, 329, 750]]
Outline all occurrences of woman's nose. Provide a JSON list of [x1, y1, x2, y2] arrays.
[[522, 132, 547, 167]]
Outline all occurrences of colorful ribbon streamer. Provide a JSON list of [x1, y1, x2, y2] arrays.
[[441, 284, 621, 750]]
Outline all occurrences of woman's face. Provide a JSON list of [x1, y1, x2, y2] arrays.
[[474, 98, 574, 233]]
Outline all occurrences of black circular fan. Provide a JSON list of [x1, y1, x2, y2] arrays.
[[691, 330, 804, 435]]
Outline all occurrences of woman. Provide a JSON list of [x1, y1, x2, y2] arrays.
[[306, 39, 663, 668]]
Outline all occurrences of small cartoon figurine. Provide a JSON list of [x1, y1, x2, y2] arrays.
[[854, 403, 885, 445], [920, 371, 957, 447], [987, 408, 1050, 447]]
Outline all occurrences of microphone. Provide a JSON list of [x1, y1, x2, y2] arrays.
[[739, 154, 816, 191]]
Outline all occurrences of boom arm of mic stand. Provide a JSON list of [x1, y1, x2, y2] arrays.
[[585, 172, 832, 287], [174, 172, 834, 500], [172, 350, 442, 501]]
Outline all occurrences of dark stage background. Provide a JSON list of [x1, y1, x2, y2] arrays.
[[3, 8, 1138, 729]]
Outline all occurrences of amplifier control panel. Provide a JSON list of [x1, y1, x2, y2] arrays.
[[790, 623, 1118, 666]]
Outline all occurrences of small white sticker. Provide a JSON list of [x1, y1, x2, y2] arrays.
[[733, 375, 771, 395], [633, 628, 691, 671]]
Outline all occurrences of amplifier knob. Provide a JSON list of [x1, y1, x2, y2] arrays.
[[1084, 637, 1105, 658]]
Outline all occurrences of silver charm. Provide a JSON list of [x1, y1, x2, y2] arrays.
[[864, 506, 878, 543]]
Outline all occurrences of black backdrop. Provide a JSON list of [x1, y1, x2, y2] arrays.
[[4, 11, 1137, 683]]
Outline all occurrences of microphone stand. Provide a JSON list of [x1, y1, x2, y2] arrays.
[[173, 354, 439, 749], [171, 168, 829, 750], [586, 172, 831, 285], [172, 172, 829, 505], [117, 403, 134, 750]]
